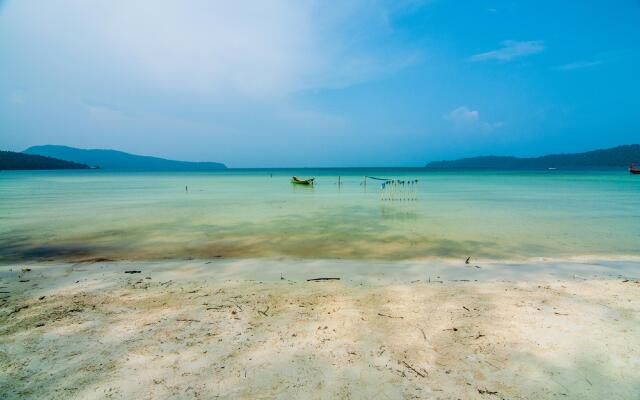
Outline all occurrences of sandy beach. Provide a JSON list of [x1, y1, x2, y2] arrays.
[[1, 258, 638, 399]]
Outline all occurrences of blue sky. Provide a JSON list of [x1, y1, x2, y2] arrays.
[[1, 0, 640, 167]]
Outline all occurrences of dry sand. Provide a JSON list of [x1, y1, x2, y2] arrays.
[[1, 259, 639, 399]]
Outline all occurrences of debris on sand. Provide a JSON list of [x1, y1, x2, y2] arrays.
[[307, 277, 340, 282], [377, 313, 403, 319], [9, 305, 29, 316], [402, 361, 427, 378], [478, 388, 499, 395]]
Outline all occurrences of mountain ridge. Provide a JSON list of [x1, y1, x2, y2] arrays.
[[425, 144, 640, 170], [24, 145, 226, 170]]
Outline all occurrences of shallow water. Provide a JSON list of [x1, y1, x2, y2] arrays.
[[1, 168, 639, 262]]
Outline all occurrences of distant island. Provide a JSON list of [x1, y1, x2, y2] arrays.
[[425, 144, 640, 170], [0, 150, 91, 170], [24, 145, 227, 170]]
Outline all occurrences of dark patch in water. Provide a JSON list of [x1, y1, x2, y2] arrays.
[[74, 257, 115, 263], [0, 238, 117, 263], [22, 245, 95, 259]]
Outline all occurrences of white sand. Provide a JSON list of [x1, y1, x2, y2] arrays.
[[1, 259, 639, 399]]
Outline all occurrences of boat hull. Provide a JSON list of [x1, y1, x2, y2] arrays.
[[291, 177, 315, 185]]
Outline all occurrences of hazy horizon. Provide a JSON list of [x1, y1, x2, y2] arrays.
[[2, 1, 640, 167]]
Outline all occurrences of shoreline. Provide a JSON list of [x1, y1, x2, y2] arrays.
[[1, 258, 639, 399], [2, 256, 639, 285]]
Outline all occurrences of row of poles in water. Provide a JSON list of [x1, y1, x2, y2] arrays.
[[357, 176, 419, 201], [295, 175, 419, 201], [377, 178, 419, 201]]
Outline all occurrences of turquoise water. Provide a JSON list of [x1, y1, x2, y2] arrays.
[[1, 169, 639, 262]]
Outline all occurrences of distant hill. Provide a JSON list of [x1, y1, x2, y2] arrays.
[[0, 150, 90, 170], [425, 144, 640, 170], [24, 145, 227, 170]]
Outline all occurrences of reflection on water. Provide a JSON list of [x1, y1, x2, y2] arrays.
[[1, 169, 639, 262]]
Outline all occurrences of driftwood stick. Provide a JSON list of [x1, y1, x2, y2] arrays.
[[402, 361, 426, 378], [307, 277, 340, 282], [378, 313, 403, 319]]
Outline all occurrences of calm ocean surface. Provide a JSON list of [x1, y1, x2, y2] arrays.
[[1, 168, 639, 262]]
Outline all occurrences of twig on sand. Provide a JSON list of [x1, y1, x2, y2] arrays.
[[465, 257, 471, 264], [176, 318, 200, 322], [419, 327, 426, 340], [378, 313, 403, 319], [307, 277, 340, 282], [402, 361, 427, 378], [258, 306, 270, 317], [124, 270, 141, 274]]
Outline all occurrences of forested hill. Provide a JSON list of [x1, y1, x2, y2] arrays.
[[0, 151, 90, 170], [425, 145, 640, 169], [24, 145, 227, 170]]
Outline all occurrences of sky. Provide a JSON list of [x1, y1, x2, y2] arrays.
[[1, 0, 640, 167]]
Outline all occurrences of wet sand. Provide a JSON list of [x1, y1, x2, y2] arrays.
[[1, 259, 639, 399]]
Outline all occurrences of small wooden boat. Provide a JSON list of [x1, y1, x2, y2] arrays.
[[291, 176, 315, 185], [630, 163, 640, 175]]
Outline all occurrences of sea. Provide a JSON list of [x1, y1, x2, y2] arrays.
[[1, 168, 639, 263]]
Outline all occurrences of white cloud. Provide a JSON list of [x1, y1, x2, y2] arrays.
[[555, 60, 603, 71], [469, 40, 545, 62], [444, 106, 503, 131], [7, 1, 421, 97], [447, 106, 479, 124]]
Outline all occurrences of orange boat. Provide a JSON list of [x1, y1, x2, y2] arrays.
[[630, 163, 640, 175]]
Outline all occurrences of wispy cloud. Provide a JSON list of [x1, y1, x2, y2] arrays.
[[554, 60, 603, 71], [469, 40, 545, 62], [444, 106, 503, 131], [11, 1, 423, 98]]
